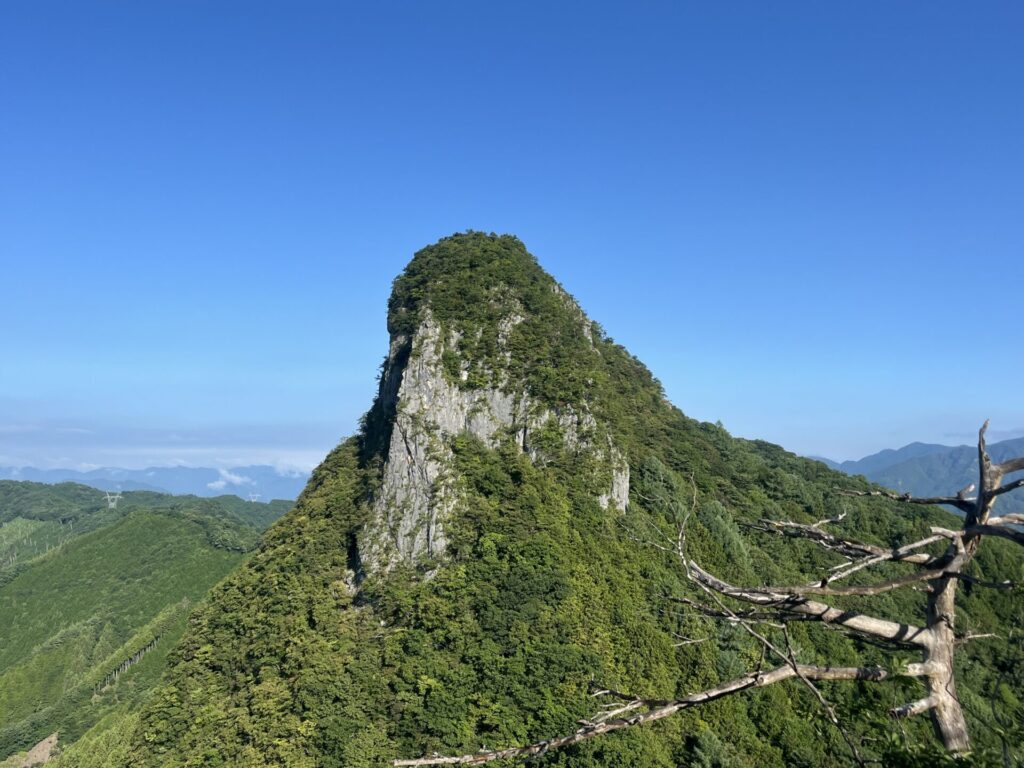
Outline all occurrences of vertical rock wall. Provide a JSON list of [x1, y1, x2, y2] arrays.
[[359, 305, 630, 574]]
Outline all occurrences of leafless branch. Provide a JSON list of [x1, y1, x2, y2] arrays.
[[665, 596, 814, 625], [991, 477, 1024, 498], [781, 624, 866, 766], [963, 524, 1024, 547], [682, 559, 931, 646], [819, 535, 946, 585], [956, 482, 977, 500], [891, 697, 937, 719], [394, 422, 1023, 766], [773, 566, 952, 597], [953, 574, 1017, 590], [988, 513, 1024, 526], [956, 633, 1001, 645], [392, 665, 890, 766], [745, 517, 898, 560], [994, 456, 1024, 478], [841, 489, 974, 514]]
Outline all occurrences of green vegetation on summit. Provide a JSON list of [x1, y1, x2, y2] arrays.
[[0, 482, 289, 764], [123, 234, 1022, 767]]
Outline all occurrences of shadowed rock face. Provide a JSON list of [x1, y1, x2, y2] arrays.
[[359, 303, 629, 574]]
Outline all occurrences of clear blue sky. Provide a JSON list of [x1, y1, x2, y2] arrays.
[[2, 2, 1022, 470]]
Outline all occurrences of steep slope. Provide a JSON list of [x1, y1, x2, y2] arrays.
[[126, 233, 1023, 767], [0, 483, 290, 763]]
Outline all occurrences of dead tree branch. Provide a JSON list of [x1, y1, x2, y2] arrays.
[[841, 488, 974, 514], [394, 423, 1024, 765], [392, 665, 889, 766]]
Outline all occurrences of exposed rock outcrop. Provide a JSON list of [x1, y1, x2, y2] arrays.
[[18, 733, 57, 768], [359, 305, 630, 574], [359, 311, 527, 573]]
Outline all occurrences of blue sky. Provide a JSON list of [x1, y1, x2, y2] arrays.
[[2, 2, 1022, 469]]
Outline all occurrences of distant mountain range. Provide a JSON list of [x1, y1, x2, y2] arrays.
[[0, 465, 310, 501], [817, 436, 1024, 511]]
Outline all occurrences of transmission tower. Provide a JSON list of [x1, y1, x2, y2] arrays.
[[104, 491, 123, 509], [248, 493, 261, 503]]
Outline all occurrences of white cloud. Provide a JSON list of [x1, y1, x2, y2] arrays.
[[206, 468, 253, 491]]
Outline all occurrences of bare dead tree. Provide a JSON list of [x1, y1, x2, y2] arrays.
[[393, 421, 1023, 766]]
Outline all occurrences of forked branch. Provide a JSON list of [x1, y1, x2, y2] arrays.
[[393, 424, 1024, 765]]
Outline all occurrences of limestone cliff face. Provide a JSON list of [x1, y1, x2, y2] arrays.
[[359, 299, 630, 575], [359, 310, 528, 572]]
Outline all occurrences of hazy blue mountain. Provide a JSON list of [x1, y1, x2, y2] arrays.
[[834, 442, 952, 476], [807, 455, 840, 470], [0, 465, 310, 501], [821, 436, 1024, 511]]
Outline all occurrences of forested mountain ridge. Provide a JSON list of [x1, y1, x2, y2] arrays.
[[0, 481, 290, 571], [0, 482, 289, 765], [0, 465, 310, 501], [816, 442, 952, 475], [823, 437, 1024, 512], [122, 233, 1022, 767]]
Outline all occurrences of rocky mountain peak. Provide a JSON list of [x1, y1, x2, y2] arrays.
[[358, 233, 629, 574]]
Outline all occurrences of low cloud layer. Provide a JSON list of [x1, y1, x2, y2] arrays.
[[0, 420, 346, 472]]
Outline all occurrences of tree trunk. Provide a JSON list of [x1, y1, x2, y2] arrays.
[[924, 576, 971, 753]]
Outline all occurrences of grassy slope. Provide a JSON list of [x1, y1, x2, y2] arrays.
[[0, 484, 289, 762], [126, 234, 1023, 767]]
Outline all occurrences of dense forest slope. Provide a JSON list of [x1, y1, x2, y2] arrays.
[[123, 234, 1022, 767], [0, 482, 289, 765]]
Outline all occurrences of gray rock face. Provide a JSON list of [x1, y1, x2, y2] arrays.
[[599, 452, 631, 512], [522, 406, 629, 513], [360, 312, 528, 572], [359, 307, 630, 574]]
